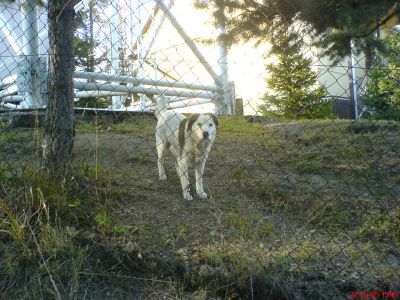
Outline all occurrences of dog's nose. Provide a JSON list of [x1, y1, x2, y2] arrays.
[[203, 131, 209, 139]]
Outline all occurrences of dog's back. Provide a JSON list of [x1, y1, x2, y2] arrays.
[[154, 96, 185, 154], [155, 95, 185, 128]]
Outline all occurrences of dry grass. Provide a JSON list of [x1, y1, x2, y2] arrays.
[[0, 115, 399, 299]]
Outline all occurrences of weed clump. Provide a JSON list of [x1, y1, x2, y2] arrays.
[[0, 164, 142, 299]]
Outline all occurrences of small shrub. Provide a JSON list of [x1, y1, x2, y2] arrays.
[[365, 31, 400, 121], [260, 33, 331, 120]]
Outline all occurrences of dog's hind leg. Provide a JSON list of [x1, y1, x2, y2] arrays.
[[156, 135, 168, 181]]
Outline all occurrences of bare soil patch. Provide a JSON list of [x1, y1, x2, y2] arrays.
[[1, 116, 399, 299]]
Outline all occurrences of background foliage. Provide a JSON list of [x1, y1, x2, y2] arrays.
[[224, 0, 398, 63], [365, 31, 400, 120], [260, 33, 330, 119]]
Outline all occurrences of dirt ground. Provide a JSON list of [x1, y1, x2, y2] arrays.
[[73, 119, 270, 252], [72, 116, 400, 298], [1, 115, 400, 299]]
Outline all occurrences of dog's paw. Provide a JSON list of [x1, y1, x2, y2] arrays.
[[159, 174, 167, 181], [183, 191, 193, 201], [197, 192, 208, 199]]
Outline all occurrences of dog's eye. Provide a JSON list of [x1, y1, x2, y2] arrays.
[[197, 122, 202, 127], [209, 123, 213, 127]]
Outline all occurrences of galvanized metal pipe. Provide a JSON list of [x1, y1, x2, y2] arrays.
[[2, 95, 24, 103], [74, 91, 128, 98], [21, 0, 40, 109], [350, 40, 359, 120], [0, 13, 21, 53], [74, 71, 219, 92], [0, 75, 17, 89], [110, 0, 123, 109], [142, 0, 175, 61], [74, 81, 215, 99], [0, 102, 20, 109], [215, 0, 233, 115], [155, 0, 220, 85], [0, 84, 18, 98]]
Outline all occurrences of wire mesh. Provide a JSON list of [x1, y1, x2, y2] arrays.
[[0, 0, 399, 299]]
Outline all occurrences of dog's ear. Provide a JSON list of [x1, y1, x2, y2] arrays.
[[207, 113, 219, 127], [187, 113, 200, 131]]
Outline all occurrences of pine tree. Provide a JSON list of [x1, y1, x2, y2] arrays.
[[224, 0, 398, 63], [260, 33, 329, 119], [74, 0, 108, 72], [365, 31, 400, 120], [74, 0, 109, 107]]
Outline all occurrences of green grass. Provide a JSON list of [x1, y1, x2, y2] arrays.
[[0, 129, 32, 143], [0, 164, 147, 299], [359, 206, 400, 243], [219, 117, 266, 134], [1, 117, 400, 299], [75, 114, 156, 134]]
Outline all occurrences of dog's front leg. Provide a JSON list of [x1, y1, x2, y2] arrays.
[[156, 135, 167, 181], [195, 158, 208, 199], [177, 157, 192, 200]]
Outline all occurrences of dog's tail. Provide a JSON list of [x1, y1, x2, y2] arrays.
[[153, 95, 169, 120]]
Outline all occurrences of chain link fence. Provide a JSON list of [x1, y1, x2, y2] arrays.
[[1, 0, 400, 299]]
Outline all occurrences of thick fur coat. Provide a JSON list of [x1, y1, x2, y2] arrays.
[[154, 96, 218, 200]]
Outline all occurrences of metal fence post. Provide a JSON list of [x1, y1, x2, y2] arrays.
[[215, 0, 233, 115], [20, 0, 40, 109], [111, 0, 123, 109], [136, 0, 147, 109], [350, 39, 359, 120]]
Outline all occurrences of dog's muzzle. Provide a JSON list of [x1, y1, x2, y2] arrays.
[[203, 131, 209, 139]]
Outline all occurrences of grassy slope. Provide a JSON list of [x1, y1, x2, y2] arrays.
[[0, 116, 400, 299]]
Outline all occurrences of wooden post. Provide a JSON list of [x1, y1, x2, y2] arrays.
[[235, 98, 244, 117]]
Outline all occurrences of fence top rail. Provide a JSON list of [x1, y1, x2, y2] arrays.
[[73, 81, 215, 100], [74, 71, 220, 93]]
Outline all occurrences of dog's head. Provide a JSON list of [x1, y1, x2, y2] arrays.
[[187, 113, 219, 142]]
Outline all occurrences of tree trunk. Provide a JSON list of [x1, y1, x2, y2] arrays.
[[42, 0, 75, 175]]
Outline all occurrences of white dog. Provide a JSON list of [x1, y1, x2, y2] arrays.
[[153, 96, 218, 200]]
